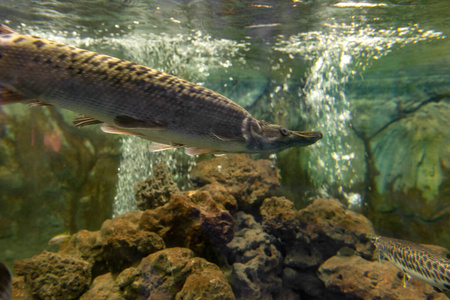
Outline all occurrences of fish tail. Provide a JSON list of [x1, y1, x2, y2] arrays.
[[0, 24, 15, 35], [0, 262, 12, 300]]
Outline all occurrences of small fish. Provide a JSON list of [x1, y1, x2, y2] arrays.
[[0, 25, 322, 155], [48, 232, 72, 245], [0, 262, 11, 300], [370, 235, 450, 294]]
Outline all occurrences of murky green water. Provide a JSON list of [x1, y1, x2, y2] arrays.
[[0, 0, 448, 294]]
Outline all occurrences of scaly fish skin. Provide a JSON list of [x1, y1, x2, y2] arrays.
[[0, 25, 322, 155], [370, 235, 450, 293]]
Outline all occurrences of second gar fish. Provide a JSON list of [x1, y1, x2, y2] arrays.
[[370, 235, 450, 296], [0, 25, 322, 155]]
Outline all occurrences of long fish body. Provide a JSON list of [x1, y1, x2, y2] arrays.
[[0, 25, 322, 155], [371, 235, 450, 294]]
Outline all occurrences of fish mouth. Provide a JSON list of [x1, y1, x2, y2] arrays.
[[292, 131, 323, 146]]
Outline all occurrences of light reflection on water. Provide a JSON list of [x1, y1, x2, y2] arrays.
[[274, 22, 444, 205]]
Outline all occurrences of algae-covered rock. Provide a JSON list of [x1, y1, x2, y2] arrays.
[[134, 163, 180, 210], [139, 192, 234, 256], [191, 154, 280, 212], [100, 211, 165, 273], [225, 212, 297, 300], [80, 272, 124, 300], [14, 250, 91, 299], [118, 247, 235, 300]]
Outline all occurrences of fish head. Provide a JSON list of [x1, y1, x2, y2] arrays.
[[246, 119, 323, 152]]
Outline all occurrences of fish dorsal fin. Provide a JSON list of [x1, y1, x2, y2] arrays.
[[73, 116, 103, 127], [101, 123, 145, 138], [114, 115, 165, 130], [0, 86, 27, 105], [148, 142, 183, 152], [0, 24, 15, 34], [184, 147, 218, 156]]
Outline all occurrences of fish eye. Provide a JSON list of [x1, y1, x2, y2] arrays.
[[280, 128, 289, 136]]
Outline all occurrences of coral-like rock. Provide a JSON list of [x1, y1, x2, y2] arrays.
[[196, 182, 238, 211], [318, 255, 447, 300], [80, 272, 124, 300], [134, 163, 180, 210], [191, 154, 280, 211], [260, 196, 302, 243], [119, 247, 235, 300], [225, 212, 297, 300], [13, 251, 91, 299], [140, 192, 234, 256], [261, 197, 375, 272], [60, 211, 165, 274], [100, 211, 165, 273]]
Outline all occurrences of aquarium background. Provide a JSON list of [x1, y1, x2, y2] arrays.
[[0, 0, 448, 280]]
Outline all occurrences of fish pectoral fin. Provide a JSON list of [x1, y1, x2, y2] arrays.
[[402, 272, 411, 288], [28, 100, 53, 107], [101, 123, 145, 138], [184, 147, 219, 156], [114, 115, 165, 130], [0, 86, 28, 105], [211, 131, 244, 142], [73, 116, 103, 128], [148, 142, 183, 152]]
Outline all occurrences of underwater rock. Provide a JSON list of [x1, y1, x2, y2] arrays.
[[80, 272, 124, 300], [191, 154, 280, 212], [262, 198, 374, 268], [318, 255, 447, 300], [100, 211, 165, 273], [140, 192, 234, 256], [118, 247, 235, 300], [14, 250, 91, 299], [196, 182, 238, 211], [134, 162, 180, 210], [59, 211, 166, 275], [225, 212, 297, 300], [260, 196, 303, 243]]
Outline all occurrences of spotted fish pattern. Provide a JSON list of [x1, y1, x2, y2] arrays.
[[0, 25, 322, 155], [371, 235, 450, 293]]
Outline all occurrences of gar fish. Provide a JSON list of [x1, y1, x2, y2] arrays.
[[0, 262, 11, 300], [0, 25, 322, 156], [370, 235, 450, 295]]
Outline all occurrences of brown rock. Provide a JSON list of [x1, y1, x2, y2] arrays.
[[11, 276, 33, 299], [139, 192, 234, 256], [59, 229, 103, 263], [176, 257, 235, 300], [318, 255, 447, 300], [100, 211, 165, 272], [119, 247, 235, 300], [260, 196, 302, 243], [134, 163, 180, 210], [80, 272, 124, 300], [191, 154, 280, 211], [13, 251, 91, 299], [287, 198, 375, 270], [196, 182, 238, 211]]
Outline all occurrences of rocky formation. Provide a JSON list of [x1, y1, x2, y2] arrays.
[[191, 154, 280, 212], [318, 255, 447, 300], [134, 163, 180, 210], [10, 155, 449, 299], [14, 251, 91, 299]]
